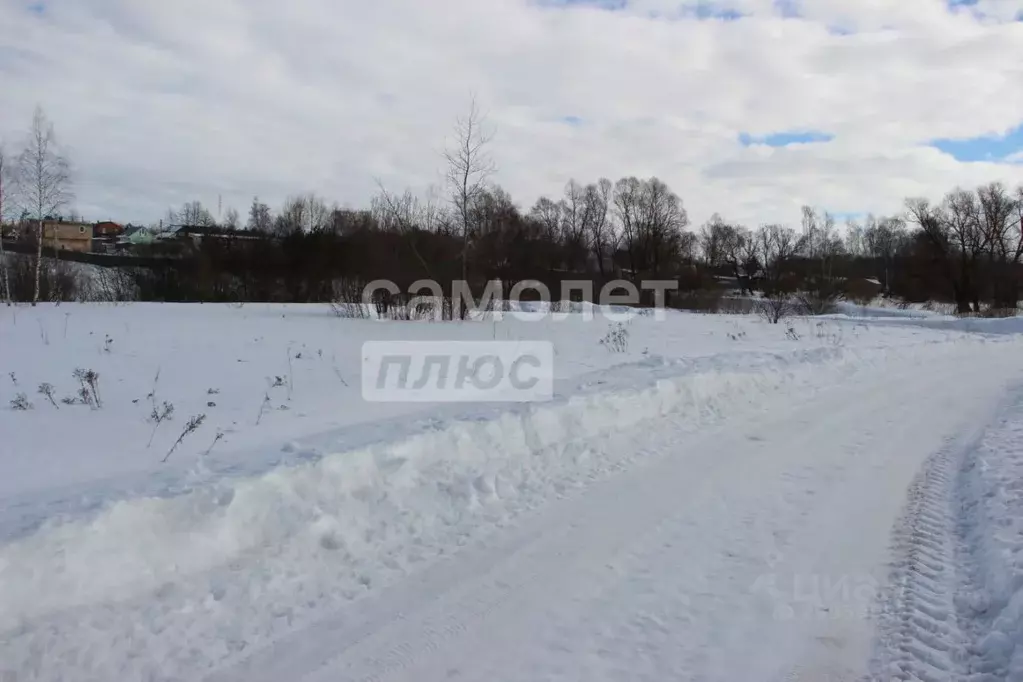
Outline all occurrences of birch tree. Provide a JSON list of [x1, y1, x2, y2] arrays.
[[0, 141, 12, 305], [444, 96, 495, 319], [16, 106, 72, 306]]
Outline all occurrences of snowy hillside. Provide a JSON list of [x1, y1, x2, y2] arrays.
[[3, 302, 1023, 681]]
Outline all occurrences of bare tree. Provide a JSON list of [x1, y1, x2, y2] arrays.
[[843, 219, 866, 257], [908, 189, 989, 313], [444, 95, 495, 319], [864, 214, 906, 293], [700, 216, 758, 294], [582, 178, 615, 276], [372, 184, 443, 284], [801, 206, 843, 274], [613, 177, 643, 277], [976, 182, 1022, 308], [561, 180, 587, 269], [639, 177, 689, 278], [175, 200, 215, 227], [16, 106, 72, 306], [247, 197, 273, 232], [0, 141, 12, 305], [798, 206, 844, 314], [530, 196, 563, 242], [278, 192, 330, 233], [223, 207, 240, 230], [756, 224, 800, 323], [699, 214, 730, 268], [613, 176, 691, 289]]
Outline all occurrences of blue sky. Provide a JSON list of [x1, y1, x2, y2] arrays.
[[740, 125, 1023, 162], [739, 131, 835, 147], [930, 125, 1023, 163]]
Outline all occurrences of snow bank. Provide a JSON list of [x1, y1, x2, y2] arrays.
[[956, 395, 1023, 679], [1, 302, 965, 536], [0, 335, 1003, 681], [832, 300, 947, 320], [846, 314, 1023, 336], [0, 348, 850, 627]]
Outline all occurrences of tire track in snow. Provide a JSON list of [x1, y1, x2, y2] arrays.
[[873, 442, 964, 681], [869, 392, 1020, 682]]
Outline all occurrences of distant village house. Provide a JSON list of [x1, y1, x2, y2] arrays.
[[22, 218, 93, 253], [93, 221, 124, 238]]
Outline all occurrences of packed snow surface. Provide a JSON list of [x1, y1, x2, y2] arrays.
[[3, 302, 1023, 681]]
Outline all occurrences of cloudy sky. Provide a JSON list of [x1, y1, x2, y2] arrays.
[[1, 0, 1022, 228]]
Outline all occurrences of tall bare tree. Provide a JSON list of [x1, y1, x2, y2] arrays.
[[843, 219, 866, 257], [976, 182, 1022, 308], [702, 218, 757, 295], [278, 192, 331, 233], [372, 183, 443, 282], [246, 197, 273, 233], [0, 141, 12, 305], [530, 196, 563, 242], [444, 96, 495, 319], [222, 207, 240, 230], [906, 190, 988, 313], [864, 214, 906, 293], [174, 200, 215, 227], [582, 178, 615, 276], [616, 177, 688, 280], [613, 177, 643, 276], [756, 224, 800, 322], [16, 106, 72, 306]]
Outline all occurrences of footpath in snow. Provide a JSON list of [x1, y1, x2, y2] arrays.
[[2, 303, 1023, 681]]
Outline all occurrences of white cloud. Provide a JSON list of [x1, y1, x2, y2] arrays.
[[0, 0, 1022, 227]]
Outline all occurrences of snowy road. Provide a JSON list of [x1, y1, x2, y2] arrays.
[[204, 341, 1023, 682]]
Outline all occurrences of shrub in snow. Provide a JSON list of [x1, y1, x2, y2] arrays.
[[148, 401, 175, 447], [202, 429, 225, 457], [796, 277, 843, 316], [600, 323, 630, 353], [757, 295, 794, 325], [329, 300, 369, 319], [37, 382, 59, 408], [9, 392, 32, 410], [162, 413, 207, 463], [72, 368, 102, 408], [256, 392, 272, 425]]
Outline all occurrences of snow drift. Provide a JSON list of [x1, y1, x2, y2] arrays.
[[0, 336, 1009, 681]]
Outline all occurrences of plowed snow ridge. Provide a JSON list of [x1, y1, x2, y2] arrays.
[[2, 335, 1023, 682]]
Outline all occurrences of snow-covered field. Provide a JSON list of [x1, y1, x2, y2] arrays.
[[3, 302, 1023, 681]]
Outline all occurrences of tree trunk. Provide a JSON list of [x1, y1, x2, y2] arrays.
[[460, 220, 468, 321], [0, 232, 9, 305], [33, 219, 43, 306]]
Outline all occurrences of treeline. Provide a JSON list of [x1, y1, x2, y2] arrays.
[[6, 177, 1023, 316], [4, 103, 1023, 315]]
